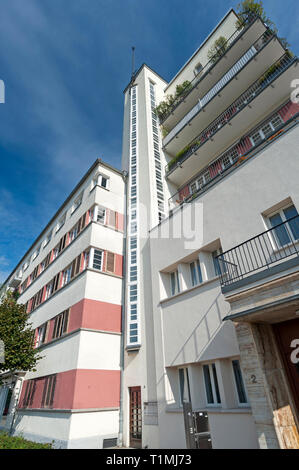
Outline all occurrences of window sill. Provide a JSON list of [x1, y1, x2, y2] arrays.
[[160, 275, 221, 305]]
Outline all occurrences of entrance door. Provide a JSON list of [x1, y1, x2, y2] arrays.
[[273, 318, 299, 419], [129, 386, 142, 448]]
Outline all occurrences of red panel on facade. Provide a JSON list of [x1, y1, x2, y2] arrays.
[[68, 298, 121, 334], [72, 369, 120, 409], [278, 100, 299, 123]]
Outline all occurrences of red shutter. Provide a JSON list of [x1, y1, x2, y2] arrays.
[[106, 252, 115, 273]]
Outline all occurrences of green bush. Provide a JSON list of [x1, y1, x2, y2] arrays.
[[154, 80, 192, 121], [207, 36, 228, 64], [0, 432, 53, 449]]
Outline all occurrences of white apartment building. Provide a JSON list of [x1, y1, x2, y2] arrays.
[[1, 7, 299, 449], [0, 160, 126, 448]]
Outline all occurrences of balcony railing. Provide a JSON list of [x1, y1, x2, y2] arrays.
[[165, 51, 295, 175], [216, 215, 299, 287], [168, 104, 299, 210], [163, 28, 276, 148], [159, 12, 259, 124]]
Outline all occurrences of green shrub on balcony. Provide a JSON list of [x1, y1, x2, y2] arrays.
[[235, 1, 268, 30], [258, 52, 293, 86], [207, 36, 228, 64], [161, 126, 169, 138], [154, 80, 191, 121]]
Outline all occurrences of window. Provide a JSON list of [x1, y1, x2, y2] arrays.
[[83, 250, 90, 270], [130, 265, 137, 282], [97, 206, 106, 224], [194, 62, 203, 75], [32, 244, 41, 261], [23, 380, 36, 408], [71, 193, 83, 215], [212, 250, 222, 276], [52, 247, 59, 261], [232, 360, 248, 405], [130, 304, 137, 321], [130, 284, 137, 302], [62, 265, 72, 287], [179, 368, 191, 405], [43, 231, 52, 248], [23, 260, 29, 272], [52, 310, 69, 339], [56, 214, 66, 233], [93, 174, 109, 190], [30, 266, 39, 282], [203, 363, 221, 405], [250, 129, 263, 146], [130, 237, 137, 250], [131, 251, 137, 265], [190, 260, 203, 287], [106, 252, 115, 273], [268, 204, 299, 247], [93, 249, 103, 271], [45, 272, 61, 300], [36, 323, 47, 347], [170, 270, 180, 296], [57, 233, 67, 255], [129, 323, 138, 343], [41, 375, 57, 409], [69, 226, 78, 243]]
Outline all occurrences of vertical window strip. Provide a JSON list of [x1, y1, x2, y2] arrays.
[[127, 85, 140, 346], [149, 81, 165, 223]]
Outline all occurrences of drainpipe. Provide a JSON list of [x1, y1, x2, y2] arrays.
[[118, 170, 128, 447]]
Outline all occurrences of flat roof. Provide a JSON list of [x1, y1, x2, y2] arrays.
[[2, 158, 124, 287], [164, 8, 239, 92]]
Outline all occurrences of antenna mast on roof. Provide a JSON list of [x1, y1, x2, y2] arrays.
[[131, 46, 135, 78]]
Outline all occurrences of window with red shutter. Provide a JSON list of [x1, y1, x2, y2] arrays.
[[106, 252, 115, 273]]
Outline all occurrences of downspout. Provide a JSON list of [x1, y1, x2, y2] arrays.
[[118, 169, 128, 447]]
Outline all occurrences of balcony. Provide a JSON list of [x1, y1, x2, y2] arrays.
[[161, 14, 266, 130], [168, 105, 299, 210], [216, 215, 299, 292], [165, 53, 298, 186], [8, 273, 22, 288], [163, 31, 286, 158]]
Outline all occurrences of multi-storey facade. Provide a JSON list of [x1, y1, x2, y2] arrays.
[[0, 160, 126, 448], [1, 7, 299, 449]]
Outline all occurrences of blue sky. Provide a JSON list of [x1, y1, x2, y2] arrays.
[[0, 0, 299, 282]]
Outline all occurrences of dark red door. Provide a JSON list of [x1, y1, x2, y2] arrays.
[[273, 318, 299, 419], [129, 386, 142, 448]]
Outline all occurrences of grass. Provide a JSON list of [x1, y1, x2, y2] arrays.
[[0, 431, 53, 449]]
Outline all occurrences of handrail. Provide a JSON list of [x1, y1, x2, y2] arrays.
[[159, 12, 259, 124], [167, 106, 299, 210], [165, 51, 295, 174], [216, 215, 299, 287]]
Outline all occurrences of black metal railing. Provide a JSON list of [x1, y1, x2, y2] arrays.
[[216, 215, 299, 287], [159, 12, 259, 124], [165, 51, 295, 175]]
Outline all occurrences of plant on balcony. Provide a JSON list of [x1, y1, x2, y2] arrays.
[[236, 2, 294, 63], [207, 36, 228, 64], [154, 80, 191, 121], [258, 52, 292, 87], [235, 1, 275, 30], [175, 80, 192, 99], [161, 126, 169, 138]]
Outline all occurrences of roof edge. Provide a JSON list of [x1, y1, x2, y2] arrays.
[[123, 63, 168, 94], [2, 158, 123, 288], [164, 8, 239, 92]]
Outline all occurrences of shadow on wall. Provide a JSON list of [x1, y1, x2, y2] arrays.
[[170, 290, 223, 366]]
